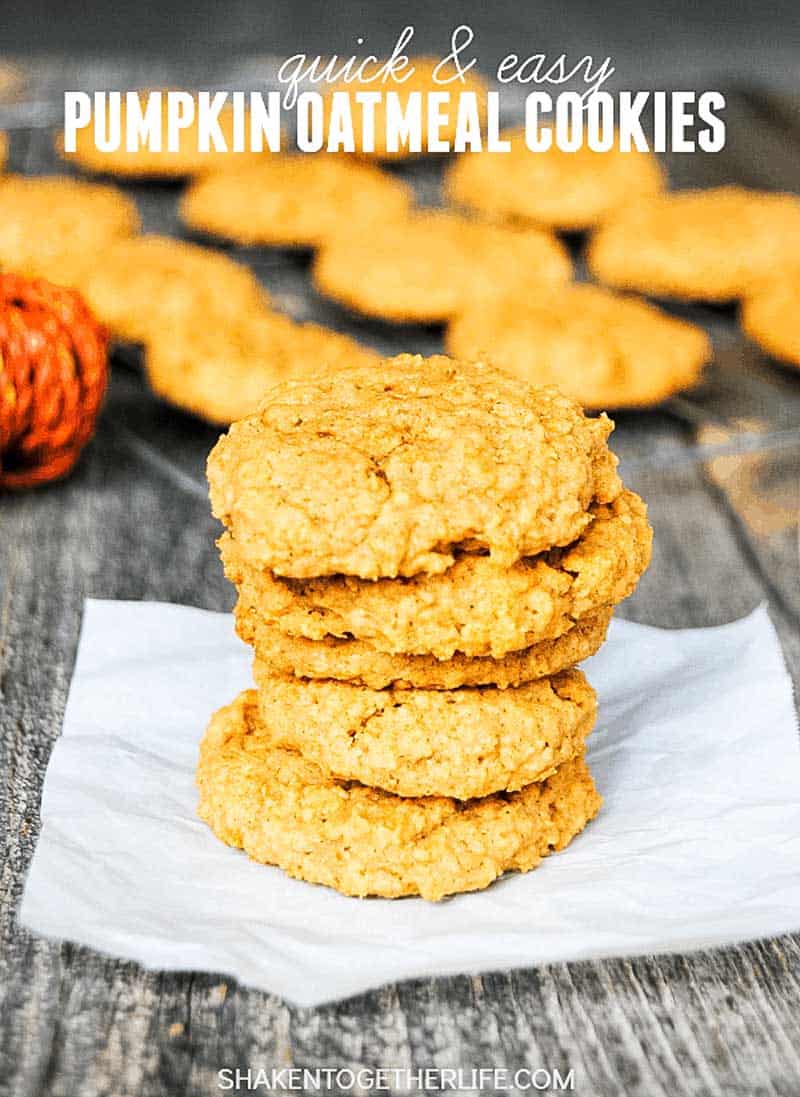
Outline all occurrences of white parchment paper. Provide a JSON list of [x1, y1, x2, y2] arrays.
[[19, 599, 800, 1006]]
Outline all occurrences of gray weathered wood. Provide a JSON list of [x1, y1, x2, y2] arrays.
[[1, 59, 799, 1097]]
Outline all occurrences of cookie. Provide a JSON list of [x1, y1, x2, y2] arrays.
[[0, 132, 7, 173], [197, 690, 602, 899], [207, 354, 622, 579], [445, 128, 665, 231], [253, 666, 596, 800], [69, 235, 270, 346], [59, 94, 263, 178], [587, 187, 800, 301], [0, 175, 139, 285], [147, 309, 380, 425], [323, 57, 488, 159], [218, 490, 648, 657], [446, 283, 711, 409], [238, 607, 611, 690], [312, 211, 571, 323], [741, 276, 800, 367], [180, 156, 412, 248]]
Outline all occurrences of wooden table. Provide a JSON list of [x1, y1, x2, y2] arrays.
[[1, 60, 799, 1097]]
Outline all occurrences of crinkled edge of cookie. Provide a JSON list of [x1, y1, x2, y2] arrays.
[[196, 690, 602, 900]]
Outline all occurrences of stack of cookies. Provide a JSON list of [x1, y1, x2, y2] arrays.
[[199, 354, 652, 900]]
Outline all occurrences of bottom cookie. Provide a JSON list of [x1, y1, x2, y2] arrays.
[[196, 690, 602, 900]]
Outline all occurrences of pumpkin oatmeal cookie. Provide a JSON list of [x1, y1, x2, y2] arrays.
[[446, 283, 710, 409], [207, 355, 622, 579]]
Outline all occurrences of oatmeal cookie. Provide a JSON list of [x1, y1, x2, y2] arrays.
[[312, 211, 571, 323], [741, 275, 800, 368], [70, 235, 270, 346], [587, 187, 800, 301], [238, 607, 611, 690], [196, 690, 602, 900], [147, 309, 380, 425], [253, 666, 596, 800], [0, 175, 139, 285], [218, 490, 648, 657], [180, 155, 412, 247], [207, 355, 622, 579], [446, 283, 710, 409], [445, 128, 664, 231]]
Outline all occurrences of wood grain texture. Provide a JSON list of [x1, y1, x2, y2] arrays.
[[1, 60, 800, 1097]]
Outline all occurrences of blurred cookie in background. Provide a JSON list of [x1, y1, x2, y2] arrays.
[[446, 282, 711, 409], [445, 129, 665, 232], [0, 175, 139, 284], [587, 186, 800, 301], [145, 308, 379, 424], [741, 275, 800, 369], [313, 210, 571, 323], [70, 235, 270, 346], [180, 155, 412, 248]]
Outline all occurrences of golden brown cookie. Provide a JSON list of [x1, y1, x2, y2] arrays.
[[69, 235, 270, 346], [587, 187, 800, 301], [207, 355, 622, 579], [312, 210, 571, 323], [0, 175, 139, 284], [323, 57, 488, 158], [147, 309, 380, 425], [197, 690, 602, 900], [445, 128, 665, 231], [446, 283, 711, 409], [180, 156, 412, 248], [253, 666, 596, 800], [741, 275, 800, 367], [0, 132, 7, 173], [238, 607, 611, 690], [218, 490, 648, 657], [59, 93, 264, 178]]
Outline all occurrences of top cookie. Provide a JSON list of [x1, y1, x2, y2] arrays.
[[445, 128, 665, 231], [207, 354, 622, 579], [180, 155, 412, 248], [313, 210, 571, 323], [0, 175, 139, 285], [587, 186, 800, 301], [324, 57, 488, 158], [446, 282, 711, 409], [59, 93, 264, 178]]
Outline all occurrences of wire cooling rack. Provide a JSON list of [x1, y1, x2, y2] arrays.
[[0, 58, 799, 510]]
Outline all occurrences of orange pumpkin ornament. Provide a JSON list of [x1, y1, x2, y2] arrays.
[[0, 274, 108, 489]]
